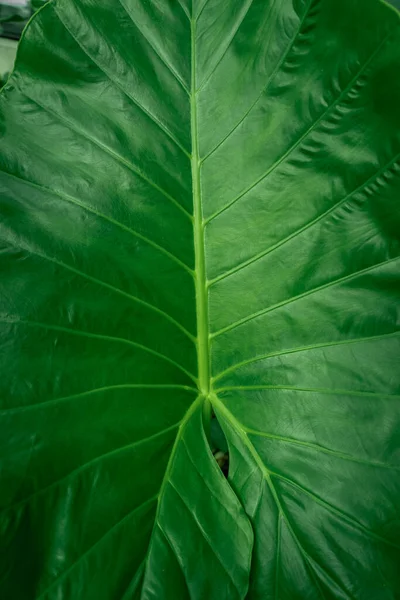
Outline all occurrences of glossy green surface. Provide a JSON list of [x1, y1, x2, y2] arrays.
[[1, 1, 400, 598]]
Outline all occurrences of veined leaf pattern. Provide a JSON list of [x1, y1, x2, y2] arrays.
[[0, 1, 399, 598]]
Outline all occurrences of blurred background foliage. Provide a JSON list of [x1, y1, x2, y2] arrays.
[[1, 0, 400, 88], [0, 0, 45, 86]]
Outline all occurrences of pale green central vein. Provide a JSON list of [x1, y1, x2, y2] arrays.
[[191, 15, 210, 397]]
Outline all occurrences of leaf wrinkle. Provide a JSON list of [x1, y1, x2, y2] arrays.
[[204, 32, 393, 224], [196, 0, 255, 93], [117, 0, 190, 95], [53, 4, 191, 158], [212, 330, 400, 382], [35, 495, 158, 600], [20, 90, 193, 224], [154, 520, 191, 597], [215, 385, 400, 401], [1, 317, 197, 383], [246, 428, 400, 471], [208, 153, 400, 286], [211, 255, 400, 338], [168, 479, 242, 597], [0, 384, 197, 415], [0, 230, 195, 341], [200, 0, 316, 163], [271, 472, 400, 550], [3, 427, 177, 516]]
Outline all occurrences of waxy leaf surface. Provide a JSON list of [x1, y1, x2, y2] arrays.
[[1, 0, 400, 598]]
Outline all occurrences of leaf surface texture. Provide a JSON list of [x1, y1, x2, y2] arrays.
[[1, 0, 400, 598]]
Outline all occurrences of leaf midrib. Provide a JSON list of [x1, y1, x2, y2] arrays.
[[191, 15, 210, 397], [140, 13, 212, 594]]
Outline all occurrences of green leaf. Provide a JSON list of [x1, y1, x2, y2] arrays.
[[1, 0, 399, 598]]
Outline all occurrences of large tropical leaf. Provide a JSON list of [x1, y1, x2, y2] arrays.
[[1, 0, 400, 598]]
